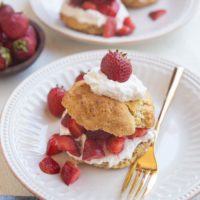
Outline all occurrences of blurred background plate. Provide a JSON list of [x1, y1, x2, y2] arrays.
[[30, 0, 198, 45], [1, 50, 200, 200]]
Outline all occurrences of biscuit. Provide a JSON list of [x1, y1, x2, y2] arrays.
[[60, 13, 103, 35], [62, 81, 155, 137]]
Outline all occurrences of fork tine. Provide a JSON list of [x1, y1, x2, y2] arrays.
[[121, 161, 137, 194], [134, 171, 151, 199], [127, 170, 141, 200]]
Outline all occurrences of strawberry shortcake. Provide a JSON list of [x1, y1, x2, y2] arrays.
[[60, 0, 136, 38], [59, 50, 155, 169]]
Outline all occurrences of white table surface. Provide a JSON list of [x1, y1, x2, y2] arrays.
[[0, 0, 200, 198]]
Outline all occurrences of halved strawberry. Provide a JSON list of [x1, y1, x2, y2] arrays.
[[61, 114, 84, 138], [106, 136, 125, 154], [98, 1, 119, 17], [149, 9, 167, 21], [103, 17, 116, 38], [57, 135, 81, 157], [124, 17, 136, 30], [116, 26, 132, 36], [39, 157, 60, 174], [46, 134, 62, 156], [83, 138, 105, 161], [61, 161, 80, 185], [82, 1, 97, 10], [127, 128, 148, 139]]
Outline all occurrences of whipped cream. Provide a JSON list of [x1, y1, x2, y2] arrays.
[[60, 0, 128, 29], [84, 68, 147, 102], [60, 122, 155, 167]]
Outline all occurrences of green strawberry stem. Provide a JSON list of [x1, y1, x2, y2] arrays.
[[0, 47, 12, 66], [13, 39, 28, 52]]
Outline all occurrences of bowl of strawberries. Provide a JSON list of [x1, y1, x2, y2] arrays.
[[0, 3, 45, 76]]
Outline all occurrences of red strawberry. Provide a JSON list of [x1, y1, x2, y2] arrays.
[[100, 50, 132, 82], [103, 17, 116, 38], [82, 1, 97, 10], [12, 36, 36, 61], [25, 25, 37, 46], [46, 134, 62, 156], [61, 114, 84, 138], [124, 17, 135, 30], [149, 9, 167, 21], [39, 157, 60, 174], [61, 161, 80, 185], [127, 128, 148, 139], [98, 1, 119, 17], [0, 4, 14, 26], [83, 138, 105, 161], [0, 47, 12, 70], [116, 26, 132, 36], [106, 136, 125, 154], [1, 12, 29, 40], [47, 86, 65, 118], [85, 130, 110, 140], [57, 135, 81, 157], [75, 72, 85, 82]]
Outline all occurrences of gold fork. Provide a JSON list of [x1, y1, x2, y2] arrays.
[[120, 67, 184, 200]]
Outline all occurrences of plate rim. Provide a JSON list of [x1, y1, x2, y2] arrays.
[[1, 49, 200, 200], [30, 0, 199, 45]]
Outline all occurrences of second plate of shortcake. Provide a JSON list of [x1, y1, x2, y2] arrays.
[[31, 0, 197, 44]]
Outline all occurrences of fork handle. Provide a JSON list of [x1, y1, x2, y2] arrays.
[[155, 67, 184, 134]]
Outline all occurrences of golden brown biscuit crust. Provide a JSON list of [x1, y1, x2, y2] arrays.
[[122, 0, 157, 8], [60, 13, 103, 35], [62, 81, 155, 137]]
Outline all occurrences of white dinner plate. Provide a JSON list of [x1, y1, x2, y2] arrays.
[[1, 50, 200, 200], [30, 0, 198, 45]]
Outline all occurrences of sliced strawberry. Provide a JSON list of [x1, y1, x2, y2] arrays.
[[116, 26, 132, 36], [75, 72, 85, 82], [61, 161, 80, 185], [103, 17, 116, 38], [124, 17, 136, 30], [57, 135, 81, 157], [149, 9, 167, 21], [46, 133, 62, 156], [82, 1, 97, 10], [39, 157, 60, 174], [83, 138, 105, 161], [127, 128, 148, 139], [61, 114, 83, 138], [106, 136, 125, 154], [61, 114, 70, 127], [68, 118, 84, 138], [98, 1, 119, 17], [85, 130, 110, 140]]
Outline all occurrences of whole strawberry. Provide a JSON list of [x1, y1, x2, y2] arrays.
[[1, 12, 29, 40], [25, 25, 37, 46], [0, 3, 14, 26], [13, 36, 36, 61], [47, 86, 66, 117], [0, 47, 12, 70], [101, 50, 132, 82]]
